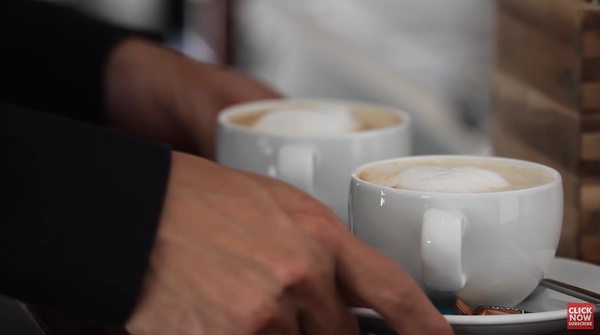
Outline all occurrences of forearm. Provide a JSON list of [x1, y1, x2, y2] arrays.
[[104, 37, 282, 158], [0, 102, 170, 325], [105, 38, 199, 154]]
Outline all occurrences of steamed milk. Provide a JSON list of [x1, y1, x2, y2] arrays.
[[359, 157, 555, 193], [228, 103, 401, 135]]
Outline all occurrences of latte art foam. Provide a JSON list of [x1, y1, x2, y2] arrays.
[[359, 158, 556, 193], [227, 102, 403, 135], [382, 166, 510, 193], [252, 106, 360, 135]]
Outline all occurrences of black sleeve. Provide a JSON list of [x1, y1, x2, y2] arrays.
[[0, 102, 171, 326], [0, 0, 160, 125]]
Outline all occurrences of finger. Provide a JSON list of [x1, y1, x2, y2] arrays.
[[294, 275, 361, 335], [300, 295, 361, 335], [336, 233, 454, 335], [256, 299, 302, 335], [218, 68, 283, 103]]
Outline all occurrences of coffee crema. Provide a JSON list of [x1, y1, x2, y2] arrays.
[[359, 158, 556, 193], [227, 103, 402, 135]]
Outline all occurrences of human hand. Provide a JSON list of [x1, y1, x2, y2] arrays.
[[125, 152, 454, 335], [105, 38, 280, 159]]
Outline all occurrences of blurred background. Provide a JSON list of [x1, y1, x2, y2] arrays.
[[8, 2, 599, 333], [40, 0, 497, 155]]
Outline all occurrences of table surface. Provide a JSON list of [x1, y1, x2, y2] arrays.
[[1, 295, 597, 335], [27, 304, 600, 335]]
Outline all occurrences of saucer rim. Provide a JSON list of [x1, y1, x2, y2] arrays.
[[351, 307, 566, 325], [352, 257, 600, 326]]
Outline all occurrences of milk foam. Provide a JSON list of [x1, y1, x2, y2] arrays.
[[384, 166, 510, 193], [252, 106, 361, 135]]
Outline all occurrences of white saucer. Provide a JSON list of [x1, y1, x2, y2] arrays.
[[353, 257, 600, 335]]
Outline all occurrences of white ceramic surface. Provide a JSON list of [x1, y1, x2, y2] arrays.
[[353, 257, 600, 335], [349, 155, 563, 307], [216, 99, 412, 223]]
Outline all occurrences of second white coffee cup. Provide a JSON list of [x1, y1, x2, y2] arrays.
[[216, 99, 412, 223]]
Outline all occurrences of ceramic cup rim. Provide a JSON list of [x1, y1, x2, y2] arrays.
[[217, 98, 411, 140], [351, 155, 562, 196]]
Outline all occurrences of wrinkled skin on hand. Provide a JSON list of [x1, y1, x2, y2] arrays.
[[125, 152, 453, 335]]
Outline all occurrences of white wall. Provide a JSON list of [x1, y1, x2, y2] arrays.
[[234, 0, 496, 155]]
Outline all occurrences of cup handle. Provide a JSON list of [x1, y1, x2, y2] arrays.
[[421, 208, 466, 292], [277, 146, 314, 193]]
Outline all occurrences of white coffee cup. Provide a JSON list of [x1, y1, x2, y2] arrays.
[[216, 99, 412, 223], [349, 155, 563, 307]]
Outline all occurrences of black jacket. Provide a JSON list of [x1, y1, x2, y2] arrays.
[[0, 0, 171, 326]]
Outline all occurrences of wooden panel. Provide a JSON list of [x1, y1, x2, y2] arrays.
[[581, 57, 600, 81], [494, 0, 600, 263], [581, 3, 600, 30], [582, 111, 600, 131], [498, 0, 585, 45], [581, 161, 600, 179], [581, 133, 600, 159], [582, 30, 600, 57], [581, 82, 600, 109], [496, 10, 580, 110], [581, 183, 600, 209], [580, 235, 600, 263], [493, 72, 581, 171]]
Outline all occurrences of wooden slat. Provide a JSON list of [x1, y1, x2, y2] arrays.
[[580, 3, 600, 31], [582, 111, 600, 131], [493, 72, 581, 171], [581, 133, 600, 159], [581, 161, 600, 179], [496, 10, 581, 110], [581, 83, 600, 110], [494, 0, 600, 264], [581, 184, 600, 211], [581, 57, 600, 81], [581, 3, 600, 59], [580, 235, 600, 264], [498, 0, 585, 46], [582, 30, 600, 57]]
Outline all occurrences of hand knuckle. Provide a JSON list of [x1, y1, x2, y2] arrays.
[[302, 215, 345, 249], [277, 251, 334, 301], [273, 256, 316, 288], [379, 285, 413, 312], [245, 297, 282, 332], [432, 321, 453, 335]]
